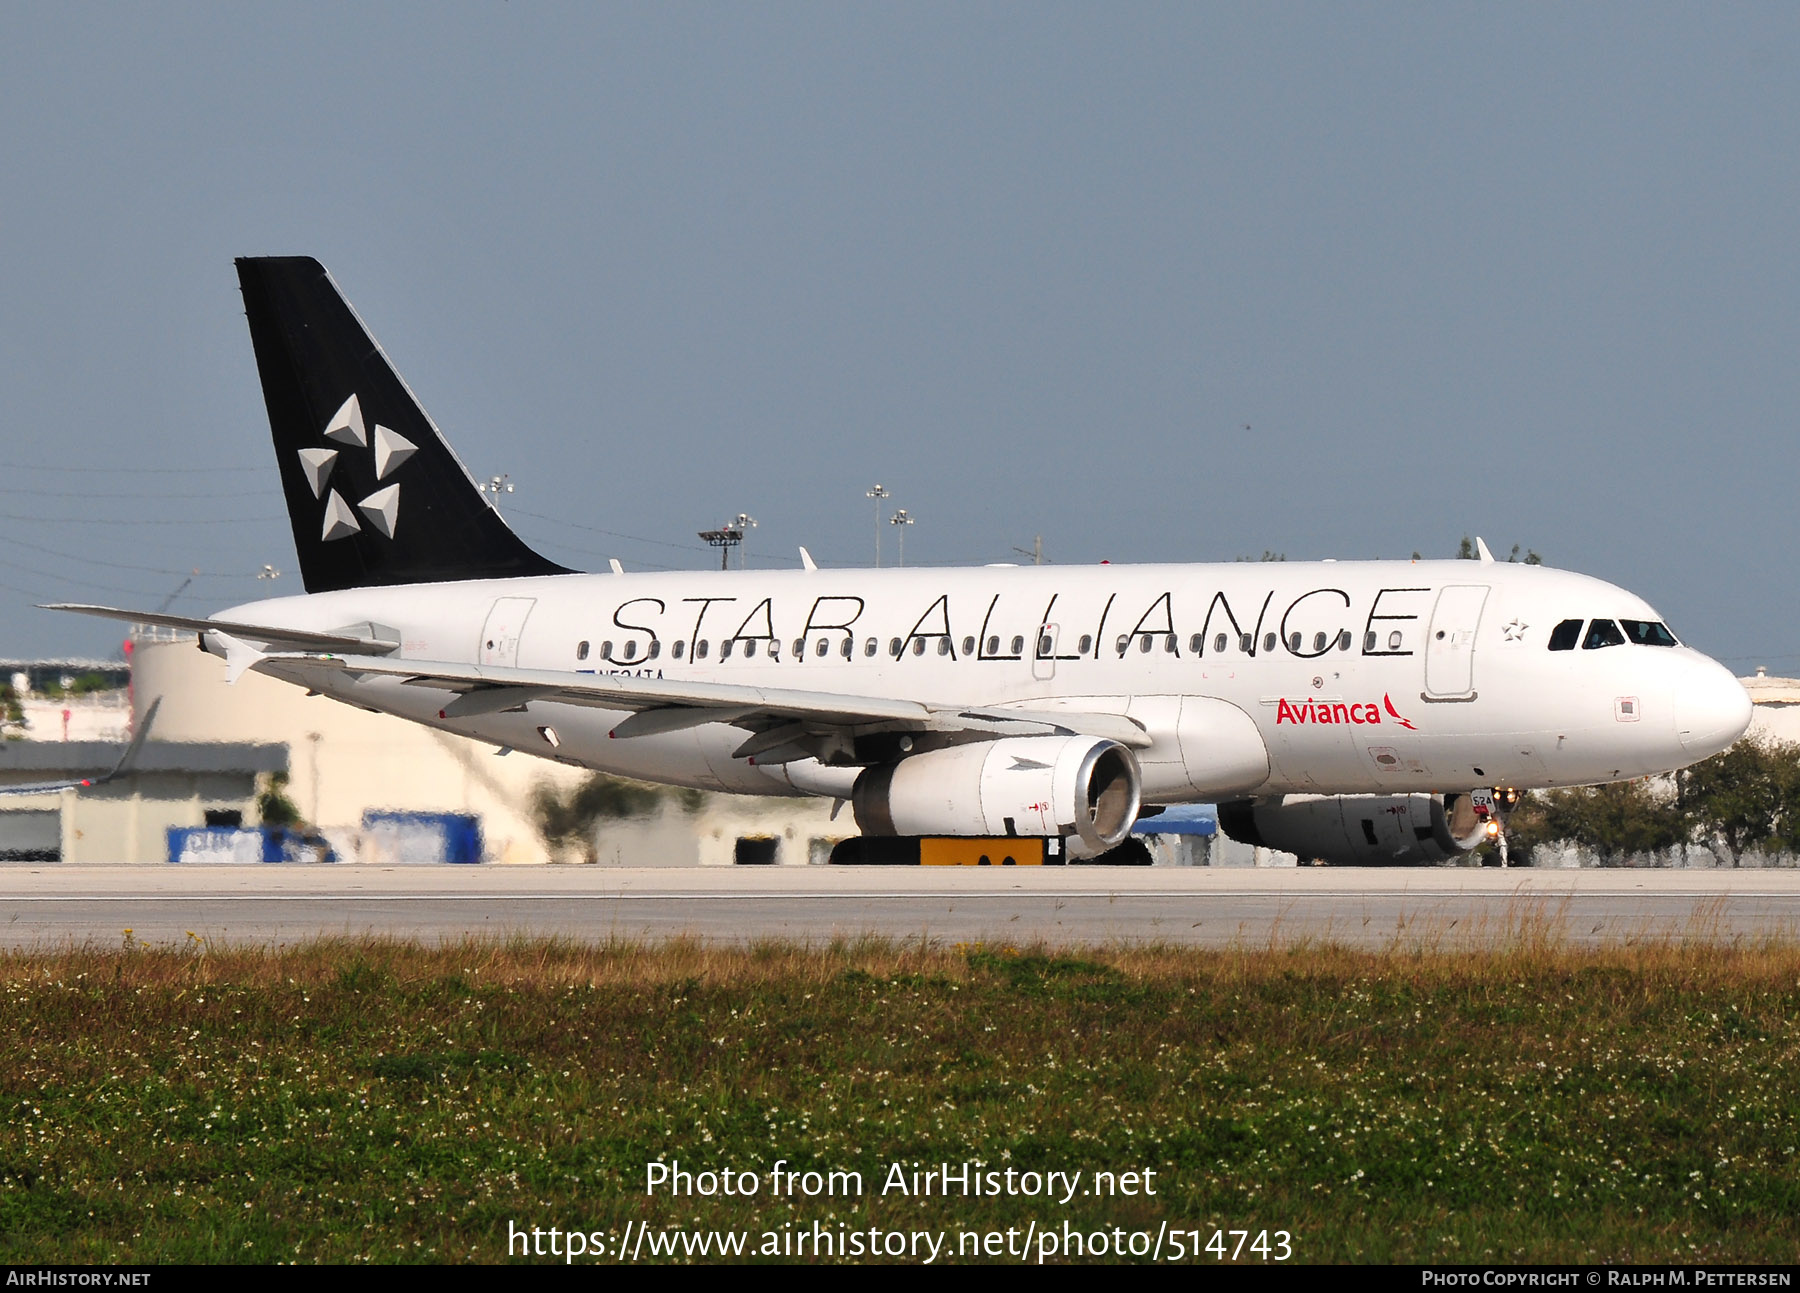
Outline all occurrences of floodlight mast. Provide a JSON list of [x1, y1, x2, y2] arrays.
[[697, 526, 743, 570], [866, 484, 890, 567], [890, 508, 914, 567]]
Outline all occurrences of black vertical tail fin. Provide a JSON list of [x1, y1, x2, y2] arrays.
[[235, 256, 572, 593]]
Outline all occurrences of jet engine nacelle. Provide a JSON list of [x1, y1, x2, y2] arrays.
[[1217, 792, 1488, 866], [852, 736, 1142, 853]]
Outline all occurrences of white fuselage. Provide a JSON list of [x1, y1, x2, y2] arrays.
[[221, 559, 1752, 804]]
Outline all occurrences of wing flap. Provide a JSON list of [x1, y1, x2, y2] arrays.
[[264, 651, 1150, 747]]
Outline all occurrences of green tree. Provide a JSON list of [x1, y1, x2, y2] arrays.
[[256, 771, 303, 828], [531, 773, 706, 862], [1676, 738, 1800, 866], [1505, 780, 1684, 865], [1454, 535, 1543, 564], [0, 682, 25, 740]]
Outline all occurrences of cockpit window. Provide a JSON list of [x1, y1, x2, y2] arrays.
[[1548, 619, 1582, 651], [1583, 619, 1626, 650], [1620, 619, 1679, 647]]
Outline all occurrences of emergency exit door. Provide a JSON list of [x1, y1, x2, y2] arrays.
[[479, 597, 536, 667]]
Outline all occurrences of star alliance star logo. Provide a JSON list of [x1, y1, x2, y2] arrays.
[[295, 394, 417, 542]]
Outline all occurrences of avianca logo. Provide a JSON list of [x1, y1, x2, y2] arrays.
[[1276, 692, 1416, 730]]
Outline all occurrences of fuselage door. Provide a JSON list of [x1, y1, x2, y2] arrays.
[[1033, 623, 1059, 681], [479, 597, 537, 667], [1424, 585, 1489, 698]]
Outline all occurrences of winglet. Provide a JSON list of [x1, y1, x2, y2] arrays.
[[609, 559, 625, 575], [799, 547, 818, 572], [1475, 537, 1496, 563]]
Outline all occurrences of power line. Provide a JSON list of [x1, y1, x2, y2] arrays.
[[0, 533, 265, 579], [0, 512, 277, 526], [0, 485, 283, 500], [509, 506, 717, 555], [0, 463, 268, 475]]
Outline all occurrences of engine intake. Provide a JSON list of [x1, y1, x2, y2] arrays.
[[853, 736, 1141, 852], [1217, 792, 1487, 866]]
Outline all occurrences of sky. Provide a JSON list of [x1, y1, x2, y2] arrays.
[[2, 4, 1797, 669]]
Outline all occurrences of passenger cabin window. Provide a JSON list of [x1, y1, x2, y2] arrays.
[[1583, 619, 1626, 650], [890, 638, 903, 657], [1189, 634, 1204, 654], [1312, 632, 1327, 652], [1078, 634, 1092, 654], [1337, 631, 1351, 651], [1010, 636, 1025, 655], [1239, 633, 1253, 653], [1288, 633, 1302, 652], [621, 641, 637, 661], [647, 640, 661, 660], [938, 638, 952, 656], [864, 638, 877, 657], [1163, 634, 1177, 654], [742, 640, 757, 658], [1621, 619, 1679, 647], [986, 636, 1001, 655], [672, 641, 686, 660], [1547, 619, 1582, 651], [1264, 632, 1277, 653], [720, 639, 734, 659], [695, 640, 710, 660], [793, 638, 805, 657], [816, 639, 829, 658], [576, 640, 590, 661], [840, 638, 853, 659], [600, 641, 614, 660], [912, 638, 927, 656], [962, 636, 976, 655]]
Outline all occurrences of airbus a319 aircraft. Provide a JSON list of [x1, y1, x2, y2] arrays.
[[53, 258, 1754, 865]]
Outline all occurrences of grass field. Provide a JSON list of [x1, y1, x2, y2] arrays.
[[2, 930, 1798, 1264]]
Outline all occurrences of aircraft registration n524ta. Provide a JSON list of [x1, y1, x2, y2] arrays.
[[50, 258, 1754, 865]]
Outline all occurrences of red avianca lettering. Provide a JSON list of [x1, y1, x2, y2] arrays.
[[1276, 692, 1415, 729]]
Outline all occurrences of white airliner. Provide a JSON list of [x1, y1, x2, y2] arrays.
[[51, 258, 1753, 864]]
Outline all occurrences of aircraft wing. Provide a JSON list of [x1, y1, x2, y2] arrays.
[[0, 698, 162, 797], [262, 651, 1152, 755]]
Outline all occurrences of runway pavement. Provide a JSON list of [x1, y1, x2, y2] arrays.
[[3, 863, 1799, 949]]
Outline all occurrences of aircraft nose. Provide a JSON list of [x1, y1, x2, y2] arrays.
[[1675, 660, 1753, 759]]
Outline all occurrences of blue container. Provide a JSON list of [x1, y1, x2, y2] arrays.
[[360, 810, 483, 864], [168, 827, 281, 864]]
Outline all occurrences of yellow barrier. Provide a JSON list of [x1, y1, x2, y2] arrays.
[[918, 837, 1045, 866]]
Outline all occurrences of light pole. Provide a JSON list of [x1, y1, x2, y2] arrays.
[[733, 513, 757, 569], [889, 508, 914, 567], [866, 484, 889, 567], [697, 524, 744, 570], [482, 474, 514, 513]]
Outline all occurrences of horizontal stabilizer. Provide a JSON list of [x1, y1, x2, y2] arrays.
[[42, 604, 401, 654]]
